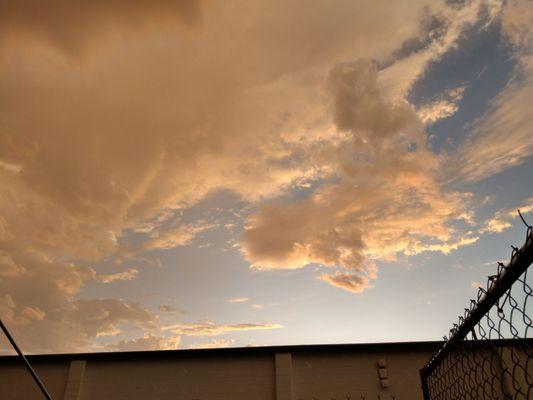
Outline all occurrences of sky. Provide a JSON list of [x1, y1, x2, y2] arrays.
[[0, 0, 532, 354]]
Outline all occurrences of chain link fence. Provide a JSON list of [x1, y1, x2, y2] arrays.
[[420, 215, 533, 399]]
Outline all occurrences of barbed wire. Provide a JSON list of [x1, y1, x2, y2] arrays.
[[420, 211, 533, 400]]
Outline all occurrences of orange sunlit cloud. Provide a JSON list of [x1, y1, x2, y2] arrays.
[[0, 0, 531, 353]]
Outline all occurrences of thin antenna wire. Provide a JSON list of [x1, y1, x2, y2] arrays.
[[0, 319, 53, 400]]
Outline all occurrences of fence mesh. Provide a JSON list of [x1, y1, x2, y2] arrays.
[[420, 216, 533, 400]]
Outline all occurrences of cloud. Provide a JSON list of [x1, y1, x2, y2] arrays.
[[0, 250, 26, 277], [0, 159, 22, 173], [0, 247, 155, 353], [412, 234, 480, 254], [106, 334, 181, 351], [451, 0, 533, 182], [501, 0, 533, 56], [0, 0, 201, 55], [480, 197, 533, 234], [97, 268, 139, 283], [0, 173, 119, 262], [483, 218, 513, 234], [452, 78, 533, 181], [163, 321, 282, 336], [318, 272, 373, 294], [0, 0, 461, 269], [242, 60, 472, 292], [471, 281, 483, 289], [417, 86, 466, 125], [189, 338, 235, 349], [141, 221, 216, 251], [158, 305, 177, 313], [0, 0, 505, 351], [0, 0, 437, 351], [227, 297, 249, 304], [378, 0, 501, 101]]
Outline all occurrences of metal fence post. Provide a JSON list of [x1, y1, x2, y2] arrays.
[[419, 368, 431, 400]]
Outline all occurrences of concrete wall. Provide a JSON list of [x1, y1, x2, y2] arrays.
[[292, 346, 431, 399], [0, 342, 441, 400]]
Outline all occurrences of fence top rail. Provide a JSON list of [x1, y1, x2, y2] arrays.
[[421, 223, 533, 378]]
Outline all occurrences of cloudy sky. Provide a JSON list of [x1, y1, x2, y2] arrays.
[[0, 0, 532, 354]]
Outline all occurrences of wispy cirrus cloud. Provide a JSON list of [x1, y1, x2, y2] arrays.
[[141, 221, 216, 251], [162, 321, 282, 336], [451, 79, 533, 182], [227, 297, 249, 304], [97, 268, 139, 283], [451, 0, 533, 182]]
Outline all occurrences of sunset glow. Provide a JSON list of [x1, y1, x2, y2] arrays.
[[0, 0, 532, 353]]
